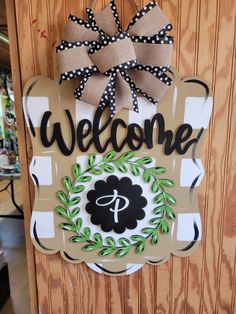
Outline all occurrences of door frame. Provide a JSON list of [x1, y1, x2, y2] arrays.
[[5, 0, 38, 313]]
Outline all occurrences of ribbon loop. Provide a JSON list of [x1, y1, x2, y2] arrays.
[[77, 73, 111, 106], [133, 42, 173, 67], [58, 46, 95, 75], [64, 18, 99, 42], [126, 2, 169, 36]]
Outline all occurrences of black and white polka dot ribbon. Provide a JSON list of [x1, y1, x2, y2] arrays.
[[57, 0, 174, 118]]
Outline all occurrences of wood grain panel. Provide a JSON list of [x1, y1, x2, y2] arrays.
[[201, 1, 236, 313], [8, 0, 236, 313], [218, 37, 236, 313]]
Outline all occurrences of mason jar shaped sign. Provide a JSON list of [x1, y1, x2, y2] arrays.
[[23, 0, 213, 276]]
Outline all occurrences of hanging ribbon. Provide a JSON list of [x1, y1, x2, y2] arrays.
[[57, 0, 174, 117]]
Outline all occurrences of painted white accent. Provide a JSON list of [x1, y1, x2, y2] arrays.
[[184, 96, 213, 129], [75, 100, 97, 124], [0, 250, 4, 269], [31, 211, 55, 239], [180, 158, 204, 187], [126, 264, 144, 275], [30, 156, 52, 186], [171, 222, 175, 239], [23, 96, 49, 128], [86, 263, 144, 275], [86, 263, 102, 274], [172, 86, 178, 117], [128, 97, 156, 126], [177, 213, 202, 241]]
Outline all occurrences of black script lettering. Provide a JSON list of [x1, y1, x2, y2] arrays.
[[77, 120, 93, 152], [40, 110, 75, 156], [144, 113, 175, 155], [92, 108, 112, 152], [127, 124, 144, 150], [39, 108, 203, 156], [175, 124, 197, 154], [110, 119, 127, 152]]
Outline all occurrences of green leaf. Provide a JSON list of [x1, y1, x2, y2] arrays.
[[142, 227, 156, 234], [99, 248, 114, 257], [71, 207, 80, 218], [161, 221, 169, 234], [167, 211, 176, 220], [75, 218, 82, 230], [151, 179, 160, 193], [83, 244, 98, 252], [73, 163, 81, 179], [100, 163, 115, 173], [88, 153, 96, 168], [131, 164, 140, 176], [71, 185, 85, 194], [106, 237, 116, 249], [119, 151, 135, 162], [89, 168, 103, 175], [151, 233, 159, 245], [69, 197, 81, 206], [59, 223, 75, 232], [94, 233, 102, 244], [153, 205, 166, 215], [136, 157, 153, 165], [115, 162, 128, 173], [119, 238, 131, 247], [131, 235, 145, 242], [56, 206, 68, 219], [154, 193, 165, 204], [143, 169, 151, 183], [57, 191, 68, 206], [150, 218, 162, 225], [166, 207, 176, 220], [71, 236, 85, 243], [84, 227, 91, 240], [149, 167, 166, 174], [116, 247, 130, 258], [63, 176, 72, 192], [78, 175, 92, 182], [165, 193, 177, 206], [136, 242, 145, 254], [103, 151, 116, 162], [159, 179, 175, 188]]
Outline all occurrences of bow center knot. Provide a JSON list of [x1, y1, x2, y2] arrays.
[[89, 33, 137, 74]]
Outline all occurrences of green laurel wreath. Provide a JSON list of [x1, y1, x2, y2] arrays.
[[56, 151, 176, 258]]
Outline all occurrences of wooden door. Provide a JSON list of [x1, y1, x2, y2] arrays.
[[6, 0, 236, 313]]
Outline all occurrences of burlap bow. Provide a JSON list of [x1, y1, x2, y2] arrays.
[[57, 0, 174, 117]]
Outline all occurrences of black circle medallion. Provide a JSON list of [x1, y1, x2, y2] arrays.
[[85, 175, 147, 234]]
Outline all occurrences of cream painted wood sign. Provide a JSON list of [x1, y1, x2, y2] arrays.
[[23, 0, 212, 276]]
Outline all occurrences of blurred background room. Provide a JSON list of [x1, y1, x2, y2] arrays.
[[0, 0, 30, 313]]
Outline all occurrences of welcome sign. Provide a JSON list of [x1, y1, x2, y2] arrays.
[[23, 1, 213, 276]]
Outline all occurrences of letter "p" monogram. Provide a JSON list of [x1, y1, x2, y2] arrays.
[[96, 190, 130, 223]]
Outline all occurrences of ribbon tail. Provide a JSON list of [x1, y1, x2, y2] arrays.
[[115, 73, 135, 113], [127, 69, 170, 102], [86, 8, 96, 26], [76, 73, 110, 107]]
